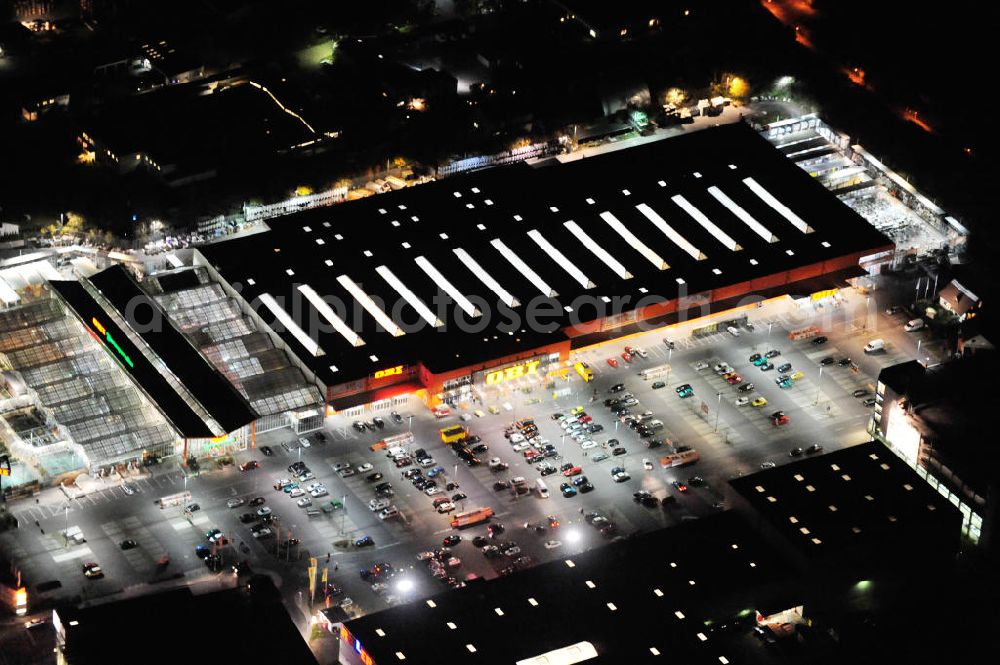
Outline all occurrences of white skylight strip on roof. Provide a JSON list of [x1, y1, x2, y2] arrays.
[[376, 265, 443, 328], [527, 229, 595, 289], [668, 196, 741, 252], [742, 177, 813, 233], [414, 256, 480, 317], [259, 292, 323, 356], [297, 284, 365, 347], [336, 274, 405, 337], [453, 247, 520, 307], [490, 239, 558, 297], [707, 186, 777, 243], [599, 211, 669, 270], [634, 203, 706, 260], [563, 221, 632, 280]]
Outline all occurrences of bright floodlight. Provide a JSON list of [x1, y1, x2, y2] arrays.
[[566, 529, 582, 544], [396, 578, 415, 593]]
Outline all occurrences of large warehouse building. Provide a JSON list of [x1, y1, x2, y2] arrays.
[[194, 122, 892, 414], [0, 122, 893, 484]]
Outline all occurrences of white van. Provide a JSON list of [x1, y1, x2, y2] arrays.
[[727, 326, 740, 337], [535, 478, 549, 498], [864, 338, 886, 353], [903, 318, 925, 332]]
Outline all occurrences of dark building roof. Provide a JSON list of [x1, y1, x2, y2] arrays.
[[49, 279, 213, 437], [730, 441, 961, 569], [56, 578, 316, 665], [344, 512, 796, 665], [876, 359, 926, 395], [89, 265, 256, 433], [198, 123, 891, 388]]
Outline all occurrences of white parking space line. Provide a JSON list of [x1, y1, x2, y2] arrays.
[[51, 546, 93, 563]]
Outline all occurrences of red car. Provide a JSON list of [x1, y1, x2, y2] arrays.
[[607, 357, 619, 368], [771, 412, 791, 426], [621, 352, 633, 363], [577, 414, 593, 424], [523, 449, 540, 460], [725, 373, 742, 385], [563, 466, 583, 477], [624, 346, 634, 355], [239, 460, 259, 472]]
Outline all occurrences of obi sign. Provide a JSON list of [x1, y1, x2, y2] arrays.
[[374, 365, 404, 379], [485, 360, 541, 385]]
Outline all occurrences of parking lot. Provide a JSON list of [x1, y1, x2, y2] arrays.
[[0, 287, 932, 625]]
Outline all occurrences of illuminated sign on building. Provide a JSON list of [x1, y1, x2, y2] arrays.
[[0, 455, 10, 477], [374, 365, 404, 379], [91, 317, 135, 368], [486, 359, 541, 385]]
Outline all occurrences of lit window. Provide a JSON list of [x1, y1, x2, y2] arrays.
[[485, 199, 493, 206], [719, 657, 729, 664], [693, 172, 702, 178], [829, 505, 838, 512], [363, 250, 373, 257], [494, 608, 504, 616], [585, 580, 596, 589], [639, 287, 648, 293], [398, 204, 407, 210], [799, 527, 810, 535], [697, 633, 708, 641], [402, 242, 411, 249], [246, 278, 256, 286], [712, 268, 722, 275], [607, 603, 617, 611], [830, 464, 840, 471], [767, 496, 776, 503], [565, 560, 575, 568], [811, 538, 822, 544], [806, 485, 815, 492], [391, 220, 400, 227], [688, 580, 696, 586], [471, 187, 480, 194], [477, 224, 486, 230], [653, 588, 664, 597], [657, 180, 667, 187], [466, 203, 475, 209], [325, 259, 333, 266], [675, 611, 685, 619], [286, 269, 295, 276], [676, 278, 686, 285], [303, 226, 312, 232], [316, 238, 325, 245], [585, 197, 595, 205], [426, 600, 436, 608], [650, 647, 661, 656], [749, 258, 759, 265], [329, 365, 339, 373], [440, 233, 449, 240], [728, 164, 737, 170], [411, 215, 419, 222], [789, 516, 798, 524], [842, 474, 852, 482], [378, 208, 387, 214], [396, 652, 406, 661], [549, 206, 559, 213], [446, 622, 456, 630], [601, 296, 611, 303], [669, 562, 677, 568], [786, 249, 795, 256], [375, 629, 385, 637], [369, 355, 379, 362], [466, 645, 476, 653], [513, 214, 523, 221], [821, 241, 831, 248], [335, 234, 343, 240], [754, 485, 765, 493], [453, 192, 462, 198], [528, 598, 538, 606], [622, 189, 631, 196]]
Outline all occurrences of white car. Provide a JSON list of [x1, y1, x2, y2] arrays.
[[306, 482, 324, 492], [633, 347, 648, 358], [544, 540, 562, 549], [612, 470, 630, 483], [311, 488, 329, 498], [760, 461, 776, 469], [296, 497, 312, 508], [297, 471, 315, 482], [425, 487, 442, 496], [289, 488, 305, 498], [643, 458, 653, 470], [581, 440, 598, 450], [332, 463, 350, 473], [299, 437, 311, 448], [417, 551, 435, 561], [903, 318, 925, 332], [357, 463, 373, 473], [509, 432, 525, 443], [571, 431, 589, 442], [226, 497, 245, 508], [436, 502, 455, 513], [512, 441, 531, 452], [369, 498, 390, 511], [735, 396, 750, 407], [378, 506, 399, 520], [252, 527, 272, 539], [256, 506, 272, 517], [419, 457, 436, 468], [713, 363, 732, 374], [694, 361, 709, 371]]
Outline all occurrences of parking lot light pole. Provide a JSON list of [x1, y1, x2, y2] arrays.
[[408, 415, 413, 432], [667, 348, 673, 387], [814, 365, 824, 405], [714, 392, 722, 432]]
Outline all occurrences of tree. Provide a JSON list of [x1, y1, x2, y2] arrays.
[[728, 76, 750, 100], [664, 87, 686, 107]]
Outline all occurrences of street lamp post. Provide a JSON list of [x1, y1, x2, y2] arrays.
[[408, 415, 413, 432], [666, 348, 673, 387], [814, 365, 824, 405], [714, 392, 722, 432]]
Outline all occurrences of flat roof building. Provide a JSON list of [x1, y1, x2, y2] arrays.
[[195, 123, 892, 411]]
